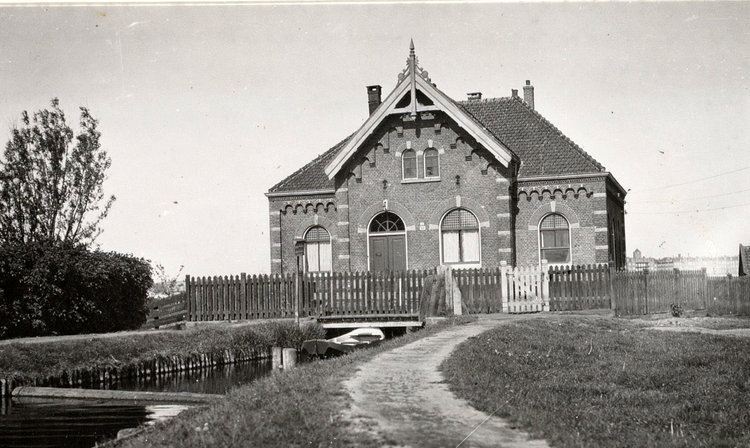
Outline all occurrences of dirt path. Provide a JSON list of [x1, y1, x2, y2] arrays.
[[647, 326, 750, 338], [344, 316, 549, 448]]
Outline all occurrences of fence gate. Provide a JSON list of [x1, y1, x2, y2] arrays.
[[502, 262, 550, 313]]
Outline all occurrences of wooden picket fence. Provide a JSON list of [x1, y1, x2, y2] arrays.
[[454, 262, 549, 314], [706, 275, 750, 316], [612, 269, 713, 317], [182, 266, 750, 323], [548, 264, 611, 311], [185, 270, 431, 321]]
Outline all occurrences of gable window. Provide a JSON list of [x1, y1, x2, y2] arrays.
[[304, 226, 332, 272], [402, 149, 417, 179], [539, 213, 571, 264], [441, 209, 480, 264], [424, 148, 439, 178]]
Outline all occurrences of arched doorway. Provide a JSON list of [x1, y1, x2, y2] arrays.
[[368, 211, 407, 272]]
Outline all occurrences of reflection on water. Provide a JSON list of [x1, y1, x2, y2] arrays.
[[0, 359, 272, 448], [107, 358, 271, 395], [0, 398, 188, 448]]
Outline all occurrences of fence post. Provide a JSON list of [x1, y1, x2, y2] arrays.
[[294, 272, 300, 326], [701, 268, 708, 310], [608, 267, 616, 311], [185, 275, 192, 321], [541, 259, 550, 312], [500, 261, 509, 313]]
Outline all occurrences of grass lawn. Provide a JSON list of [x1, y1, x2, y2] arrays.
[[109, 316, 477, 448], [441, 316, 750, 447], [0, 321, 324, 381]]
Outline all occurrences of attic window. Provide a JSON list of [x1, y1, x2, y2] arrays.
[[402, 149, 417, 180]]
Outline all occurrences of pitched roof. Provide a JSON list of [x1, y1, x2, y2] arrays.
[[740, 244, 750, 276], [268, 96, 606, 193], [458, 96, 604, 178], [267, 135, 351, 194]]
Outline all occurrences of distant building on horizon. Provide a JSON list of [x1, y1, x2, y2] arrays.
[[626, 249, 738, 276]]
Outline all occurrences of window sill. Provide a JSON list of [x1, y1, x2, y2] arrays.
[[443, 262, 482, 269], [401, 177, 441, 184]]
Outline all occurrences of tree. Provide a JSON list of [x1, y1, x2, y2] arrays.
[[0, 98, 115, 246]]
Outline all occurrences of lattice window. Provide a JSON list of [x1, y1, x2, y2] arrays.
[[442, 209, 479, 230]]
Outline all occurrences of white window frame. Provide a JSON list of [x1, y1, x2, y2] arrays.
[[401, 149, 418, 180], [537, 213, 573, 268], [439, 208, 482, 269], [304, 226, 332, 273], [423, 147, 441, 179]]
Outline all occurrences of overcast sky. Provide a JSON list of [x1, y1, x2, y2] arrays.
[[0, 2, 748, 276]]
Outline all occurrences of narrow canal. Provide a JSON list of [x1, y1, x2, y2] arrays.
[[0, 359, 272, 448]]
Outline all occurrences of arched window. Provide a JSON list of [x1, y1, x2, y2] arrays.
[[424, 148, 439, 178], [369, 212, 405, 233], [402, 149, 417, 179], [539, 214, 570, 264], [441, 209, 480, 263], [304, 226, 332, 272]]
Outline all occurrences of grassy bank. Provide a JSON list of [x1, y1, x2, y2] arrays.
[[441, 316, 750, 448], [0, 321, 325, 382], [110, 316, 477, 448]]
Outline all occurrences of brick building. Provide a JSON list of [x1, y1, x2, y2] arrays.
[[266, 43, 626, 274]]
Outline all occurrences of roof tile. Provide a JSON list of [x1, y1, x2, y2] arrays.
[[269, 96, 605, 192]]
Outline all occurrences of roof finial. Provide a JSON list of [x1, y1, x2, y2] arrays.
[[410, 38, 415, 52]]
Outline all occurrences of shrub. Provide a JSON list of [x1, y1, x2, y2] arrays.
[[0, 240, 152, 339]]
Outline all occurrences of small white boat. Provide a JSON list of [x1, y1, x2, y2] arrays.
[[302, 328, 385, 357]]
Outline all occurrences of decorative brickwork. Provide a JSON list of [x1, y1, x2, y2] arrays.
[[265, 45, 626, 273]]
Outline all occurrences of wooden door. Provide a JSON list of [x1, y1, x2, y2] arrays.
[[369, 235, 406, 272]]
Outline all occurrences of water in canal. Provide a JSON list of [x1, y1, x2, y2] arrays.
[[0, 359, 272, 448]]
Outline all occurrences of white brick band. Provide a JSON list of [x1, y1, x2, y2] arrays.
[[594, 210, 607, 215], [595, 227, 608, 232], [271, 259, 282, 263], [270, 211, 280, 216], [337, 222, 349, 226], [496, 213, 511, 218], [497, 230, 511, 236], [338, 254, 350, 259], [499, 248, 512, 253], [496, 195, 510, 200], [338, 204, 349, 209], [595, 245, 609, 250], [272, 243, 281, 247], [338, 238, 350, 243], [593, 192, 606, 198], [271, 227, 281, 232]]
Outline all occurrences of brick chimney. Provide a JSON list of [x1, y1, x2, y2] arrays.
[[523, 80, 535, 110], [367, 85, 382, 115], [511, 89, 518, 98], [467, 92, 482, 101]]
